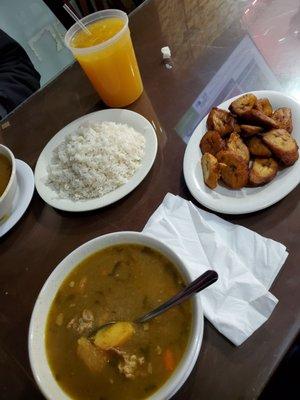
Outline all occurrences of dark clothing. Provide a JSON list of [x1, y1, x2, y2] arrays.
[[0, 29, 41, 119], [43, 0, 75, 29]]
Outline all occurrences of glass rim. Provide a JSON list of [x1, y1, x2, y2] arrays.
[[64, 9, 129, 55]]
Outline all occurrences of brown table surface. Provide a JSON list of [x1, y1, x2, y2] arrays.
[[1, 0, 300, 399]]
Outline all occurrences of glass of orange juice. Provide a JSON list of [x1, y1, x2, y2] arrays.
[[65, 10, 143, 107]]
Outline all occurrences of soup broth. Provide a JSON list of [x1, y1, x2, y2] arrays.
[[0, 154, 11, 196], [46, 244, 192, 400]]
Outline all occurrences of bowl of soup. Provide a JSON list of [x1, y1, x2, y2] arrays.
[[29, 232, 203, 400], [0, 144, 17, 224]]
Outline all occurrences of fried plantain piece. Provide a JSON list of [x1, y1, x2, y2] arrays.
[[200, 130, 226, 155], [206, 108, 236, 136], [242, 109, 279, 129], [227, 132, 250, 163], [262, 129, 299, 166], [201, 153, 221, 189], [240, 124, 264, 137], [254, 98, 273, 117], [249, 158, 278, 186], [247, 136, 272, 157], [229, 93, 257, 116], [272, 107, 293, 133], [216, 150, 249, 189], [233, 123, 242, 133]]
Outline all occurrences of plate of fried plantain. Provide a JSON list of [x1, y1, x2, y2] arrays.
[[183, 90, 300, 214]]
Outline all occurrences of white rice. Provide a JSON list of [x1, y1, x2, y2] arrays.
[[47, 121, 146, 200]]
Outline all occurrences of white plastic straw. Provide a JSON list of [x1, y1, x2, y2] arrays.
[[63, 4, 91, 35]]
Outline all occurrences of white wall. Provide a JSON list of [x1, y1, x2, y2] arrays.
[[0, 0, 74, 86]]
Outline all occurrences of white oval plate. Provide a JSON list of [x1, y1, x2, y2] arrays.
[[35, 109, 158, 212], [183, 90, 300, 214]]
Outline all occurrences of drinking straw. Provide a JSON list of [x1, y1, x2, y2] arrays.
[[63, 3, 91, 35]]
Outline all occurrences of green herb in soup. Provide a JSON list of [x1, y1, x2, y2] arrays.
[[0, 154, 11, 196], [46, 244, 192, 400]]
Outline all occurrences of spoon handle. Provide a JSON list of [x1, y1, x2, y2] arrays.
[[135, 270, 218, 325]]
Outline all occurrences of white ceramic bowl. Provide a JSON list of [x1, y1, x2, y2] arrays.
[[0, 144, 17, 223], [29, 232, 203, 400]]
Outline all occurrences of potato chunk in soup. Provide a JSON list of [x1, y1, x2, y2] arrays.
[[46, 244, 192, 400], [94, 322, 135, 350]]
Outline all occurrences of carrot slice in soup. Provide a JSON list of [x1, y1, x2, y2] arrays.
[[163, 349, 175, 372]]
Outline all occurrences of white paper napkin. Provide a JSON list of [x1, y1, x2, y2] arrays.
[[143, 193, 288, 346]]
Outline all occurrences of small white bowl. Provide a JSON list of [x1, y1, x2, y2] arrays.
[[0, 144, 17, 224], [29, 232, 203, 400]]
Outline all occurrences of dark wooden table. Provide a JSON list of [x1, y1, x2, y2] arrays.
[[1, 0, 299, 399]]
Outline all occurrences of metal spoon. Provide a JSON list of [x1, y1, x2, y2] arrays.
[[91, 270, 218, 336]]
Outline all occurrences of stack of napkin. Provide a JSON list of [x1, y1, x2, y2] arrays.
[[143, 193, 288, 346]]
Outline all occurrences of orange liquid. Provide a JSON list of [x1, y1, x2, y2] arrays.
[[72, 18, 143, 107]]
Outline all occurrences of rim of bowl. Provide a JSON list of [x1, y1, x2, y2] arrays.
[[28, 231, 203, 400], [65, 9, 129, 55], [0, 144, 16, 202]]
